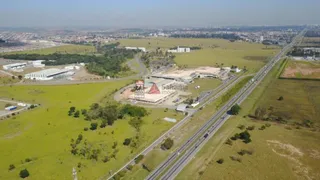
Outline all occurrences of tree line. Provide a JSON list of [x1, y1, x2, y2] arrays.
[[0, 43, 139, 76]]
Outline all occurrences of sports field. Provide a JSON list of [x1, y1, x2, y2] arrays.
[[2, 44, 96, 55], [119, 38, 279, 73], [0, 82, 183, 180], [176, 59, 320, 180], [281, 60, 320, 79]]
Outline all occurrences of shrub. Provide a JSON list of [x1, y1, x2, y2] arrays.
[[134, 155, 144, 164], [225, 139, 233, 146], [231, 133, 240, 140], [102, 156, 110, 163], [118, 170, 126, 177], [278, 96, 284, 101], [19, 169, 30, 178], [230, 156, 242, 162], [127, 165, 133, 171], [246, 126, 255, 131], [90, 123, 98, 130], [74, 110, 80, 118], [161, 138, 174, 150], [83, 127, 88, 131], [265, 123, 271, 127], [259, 125, 266, 130], [216, 158, 224, 164], [8, 164, 15, 171], [25, 158, 32, 163], [123, 138, 132, 146], [237, 124, 245, 130]]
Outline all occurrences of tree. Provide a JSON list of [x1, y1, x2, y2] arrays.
[[230, 104, 241, 115], [81, 109, 87, 115], [100, 120, 107, 128], [123, 138, 132, 146], [18, 75, 23, 80], [101, 105, 119, 126], [8, 164, 15, 171], [161, 138, 174, 150], [90, 122, 98, 130], [12, 76, 15, 79], [278, 96, 284, 101], [74, 110, 80, 118], [129, 117, 143, 131], [19, 169, 30, 178], [134, 155, 144, 164], [217, 158, 224, 164]]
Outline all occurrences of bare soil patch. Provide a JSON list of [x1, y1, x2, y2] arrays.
[[281, 61, 320, 79]]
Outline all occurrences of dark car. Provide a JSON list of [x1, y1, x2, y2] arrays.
[[204, 133, 209, 138]]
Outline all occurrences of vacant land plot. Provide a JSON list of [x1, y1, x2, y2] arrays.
[[281, 60, 320, 79], [0, 82, 183, 180], [2, 44, 96, 55], [187, 78, 222, 97], [120, 38, 279, 73], [176, 60, 320, 180]]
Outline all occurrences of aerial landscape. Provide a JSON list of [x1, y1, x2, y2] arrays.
[[0, 0, 319, 180]]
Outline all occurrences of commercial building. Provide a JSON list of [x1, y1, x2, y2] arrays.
[[3, 63, 27, 70], [30, 60, 45, 68], [125, 47, 147, 52], [167, 46, 191, 53], [24, 68, 74, 80]]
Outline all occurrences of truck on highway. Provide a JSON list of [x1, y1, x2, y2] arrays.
[[204, 133, 209, 138], [5, 106, 17, 111]]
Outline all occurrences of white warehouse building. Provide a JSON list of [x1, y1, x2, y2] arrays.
[[3, 63, 27, 70], [167, 46, 191, 53], [125, 47, 146, 52], [24, 68, 74, 80]]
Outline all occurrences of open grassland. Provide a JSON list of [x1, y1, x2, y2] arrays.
[[2, 44, 96, 55], [0, 82, 183, 180], [281, 60, 320, 79], [0, 76, 19, 85], [176, 59, 320, 180], [119, 38, 279, 73], [187, 78, 222, 97]]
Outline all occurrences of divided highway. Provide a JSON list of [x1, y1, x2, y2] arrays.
[[146, 29, 306, 180]]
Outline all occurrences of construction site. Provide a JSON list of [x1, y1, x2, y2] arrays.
[[118, 66, 237, 107]]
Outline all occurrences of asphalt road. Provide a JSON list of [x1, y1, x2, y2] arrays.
[[0, 99, 30, 118], [146, 29, 307, 180]]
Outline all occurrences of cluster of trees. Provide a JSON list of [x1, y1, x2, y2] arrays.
[[252, 106, 291, 124], [231, 130, 252, 144], [81, 103, 148, 129], [68, 106, 80, 118], [1, 46, 138, 76], [170, 33, 240, 40], [161, 138, 174, 150]]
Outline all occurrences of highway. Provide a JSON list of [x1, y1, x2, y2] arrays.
[[103, 69, 251, 180], [146, 29, 306, 180]]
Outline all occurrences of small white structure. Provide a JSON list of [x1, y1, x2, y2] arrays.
[[176, 104, 188, 112], [17, 103, 27, 107], [125, 47, 146, 52], [163, 117, 177, 123], [231, 67, 241, 73], [65, 65, 80, 70], [24, 68, 72, 80], [3, 63, 27, 70], [31, 60, 45, 68], [191, 101, 200, 108], [260, 36, 264, 42], [167, 46, 190, 53]]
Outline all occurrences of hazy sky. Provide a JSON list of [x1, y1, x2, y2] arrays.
[[0, 0, 319, 28]]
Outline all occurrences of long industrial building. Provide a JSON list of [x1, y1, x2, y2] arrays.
[[24, 68, 74, 80], [3, 63, 27, 70]]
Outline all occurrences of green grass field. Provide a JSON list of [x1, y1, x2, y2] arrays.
[[0, 82, 183, 180], [119, 38, 279, 73], [176, 59, 320, 180], [2, 44, 96, 55]]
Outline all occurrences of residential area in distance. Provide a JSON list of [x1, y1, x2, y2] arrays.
[[0, 1, 320, 180]]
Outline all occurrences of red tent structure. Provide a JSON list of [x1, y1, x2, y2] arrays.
[[148, 83, 160, 94]]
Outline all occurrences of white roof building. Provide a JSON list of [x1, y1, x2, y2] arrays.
[[167, 46, 190, 53], [24, 68, 73, 80], [3, 63, 27, 70], [125, 47, 146, 52]]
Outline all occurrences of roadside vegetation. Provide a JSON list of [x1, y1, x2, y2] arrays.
[[176, 59, 320, 180]]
